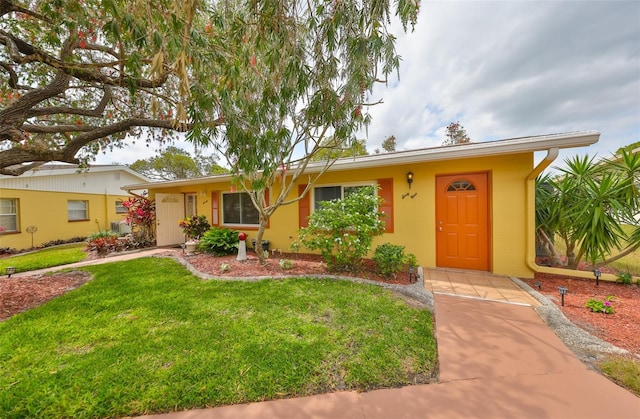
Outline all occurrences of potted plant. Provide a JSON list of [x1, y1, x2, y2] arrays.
[[178, 215, 211, 253], [251, 238, 270, 253]]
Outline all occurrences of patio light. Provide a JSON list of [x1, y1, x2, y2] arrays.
[[558, 286, 568, 306], [407, 171, 414, 189], [5, 266, 16, 278], [409, 266, 414, 283], [534, 281, 542, 290], [593, 269, 601, 286]]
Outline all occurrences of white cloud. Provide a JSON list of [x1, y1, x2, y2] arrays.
[[362, 0, 640, 164]]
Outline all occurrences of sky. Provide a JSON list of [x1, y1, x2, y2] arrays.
[[95, 0, 640, 170]]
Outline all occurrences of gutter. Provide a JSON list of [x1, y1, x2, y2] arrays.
[[121, 131, 600, 191], [524, 145, 618, 282]]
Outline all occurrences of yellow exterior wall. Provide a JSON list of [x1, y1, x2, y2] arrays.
[[147, 151, 535, 278], [0, 189, 132, 250]]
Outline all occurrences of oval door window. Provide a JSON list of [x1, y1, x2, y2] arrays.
[[446, 180, 476, 192]]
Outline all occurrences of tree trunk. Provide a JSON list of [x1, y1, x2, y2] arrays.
[[595, 243, 640, 268], [537, 228, 564, 266], [255, 211, 269, 264]]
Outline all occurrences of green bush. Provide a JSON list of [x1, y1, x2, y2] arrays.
[[585, 296, 615, 314], [405, 252, 418, 269], [198, 227, 239, 256], [279, 259, 295, 270], [297, 186, 385, 272], [616, 272, 633, 285], [373, 243, 407, 278]]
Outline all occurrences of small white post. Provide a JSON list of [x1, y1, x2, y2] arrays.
[[237, 232, 247, 262]]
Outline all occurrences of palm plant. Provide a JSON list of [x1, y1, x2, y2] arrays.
[[536, 150, 640, 269]]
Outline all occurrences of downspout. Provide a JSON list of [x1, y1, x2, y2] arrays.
[[525, 148, 558, 275], [525, 148, 618, 281]]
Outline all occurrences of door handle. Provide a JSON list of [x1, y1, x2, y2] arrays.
[[438, 227, 443, 231]]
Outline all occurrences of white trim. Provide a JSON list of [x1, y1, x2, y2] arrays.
[[0, 164, 149, 182], [122, 131, 600, 190], [312, 181, 377, 212], [221, 191, 260, 227]]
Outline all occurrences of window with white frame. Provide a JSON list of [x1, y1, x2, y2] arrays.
[[185, 193, 197, 217], [68, 200, 89, 221], [313, 183, 376, 210], [115, 200, 127, 214], [0, 198, 18, 232], [222, 192, 259, 226]]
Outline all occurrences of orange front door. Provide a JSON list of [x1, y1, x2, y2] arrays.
[[436, 173, 490, 271]]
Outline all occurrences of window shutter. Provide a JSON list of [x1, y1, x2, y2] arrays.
[[378, 178, 394, 233], [210, 191, 219, 226], [298, 184, 310, 228]]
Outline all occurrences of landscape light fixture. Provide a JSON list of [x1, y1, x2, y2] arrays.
[[558, 286, 568, 306], [409, 266, 415, 283], [5, 266, 16, 278], [593, 269, 601, 286], [407, 171, 414, 189]]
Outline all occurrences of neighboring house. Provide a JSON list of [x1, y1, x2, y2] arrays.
[[123, 131, 600, 279], [0, 165, 149, 250]]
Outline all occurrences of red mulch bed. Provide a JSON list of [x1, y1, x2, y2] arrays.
[[182, 251, 413, 285], [0, 271, 92, 321], [524, 273, 640, 355]]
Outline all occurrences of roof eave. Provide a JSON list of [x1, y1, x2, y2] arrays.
[[122, 130, 600, 190]]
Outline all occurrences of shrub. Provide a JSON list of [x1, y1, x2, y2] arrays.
[[616, 272, 633, 285], [198, 227, 239, 256], [0, 247, 17, 255], [373, 243, 407, 278], [86, 231, 130, 256], [121, 196, 155, 246], [40, 237, 87, 248], [297, 186, 385, 272], [279, 259, 295, 270], [405, 252, 418, 269], [179, 215, 211, 241]]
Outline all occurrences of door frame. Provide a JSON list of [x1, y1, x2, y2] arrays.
[[435, 171, 492, 271]]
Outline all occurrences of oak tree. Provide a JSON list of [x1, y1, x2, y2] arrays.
[[0, 0, 221, 175], [129, 146, 227, 180]]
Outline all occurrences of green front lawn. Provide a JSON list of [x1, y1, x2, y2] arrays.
[[600, 355, 640, 397], [0, 243, 87, 273], [0, 258, 437, 418]]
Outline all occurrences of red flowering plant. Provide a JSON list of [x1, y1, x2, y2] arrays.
[[178, 215, 210, 242], [121, 196, 156, 247]]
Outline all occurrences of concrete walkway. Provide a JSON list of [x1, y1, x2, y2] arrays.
[[9, 247, 173, 278], [13, 250, 640, 417], [424, 267, 541, 306]]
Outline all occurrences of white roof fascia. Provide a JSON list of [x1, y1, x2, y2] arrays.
[[0, 164, 150, 183], [122, 130, 600, 190], [305, 130, 600, 173]]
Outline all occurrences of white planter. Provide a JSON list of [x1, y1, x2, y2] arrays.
[[185, 241, 198, 254]]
